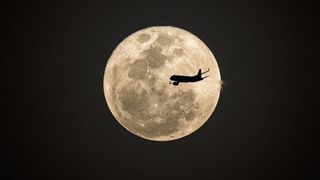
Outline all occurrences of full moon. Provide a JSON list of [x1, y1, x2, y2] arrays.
[[104, 26, 221, 141]]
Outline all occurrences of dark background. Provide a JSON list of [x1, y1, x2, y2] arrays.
[[3, 0, 319, 179]]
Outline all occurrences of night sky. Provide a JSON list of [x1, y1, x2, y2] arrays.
[[3, 0, 318, 179]]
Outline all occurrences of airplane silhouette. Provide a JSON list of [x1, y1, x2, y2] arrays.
[[169, 68, 210, 86]]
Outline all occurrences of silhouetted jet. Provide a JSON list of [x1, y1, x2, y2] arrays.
[[169, 68, 210, 86]]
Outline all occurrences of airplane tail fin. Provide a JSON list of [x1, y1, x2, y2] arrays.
[[197, 69, 202, 77]]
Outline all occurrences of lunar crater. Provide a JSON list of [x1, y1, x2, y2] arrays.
[[127, 59, 147, 80], [156, 33, 174, 46], [137, 33, 151, 43], [144, 46, 167, 69]]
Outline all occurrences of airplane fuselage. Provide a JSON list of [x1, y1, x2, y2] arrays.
[[169, 75, 202, 83]]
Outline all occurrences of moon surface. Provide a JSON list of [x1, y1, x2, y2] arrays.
[[103, 26, 221, 141]]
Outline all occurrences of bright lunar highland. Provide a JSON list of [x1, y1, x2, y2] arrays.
[[104, 26, 221, 141]]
